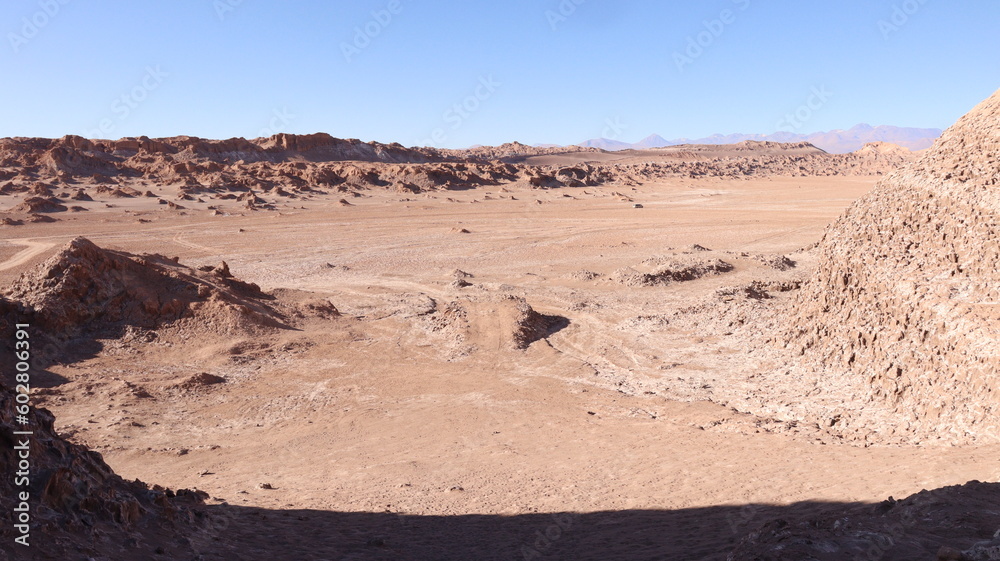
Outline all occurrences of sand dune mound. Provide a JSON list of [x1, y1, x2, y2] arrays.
[[786, 89, 1000, 442], [4, 237, 285, 337], [0, 382, 206, 559], [729, 481, 1000, 560]]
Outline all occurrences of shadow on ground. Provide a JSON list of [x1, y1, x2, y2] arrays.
[[181, 501, 843, 561], [170, 479, 1000, 561]]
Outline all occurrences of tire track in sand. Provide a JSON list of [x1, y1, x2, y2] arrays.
[[0, 239, 56, 271]]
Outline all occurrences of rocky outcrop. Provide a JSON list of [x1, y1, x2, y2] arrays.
[[0, 380, 207, 560], [8, 196, 66, 213], [786, 89, 1000, 443], [0, 133, 918, 206], [4, 237, 285, 338], [505, 296, 563, 350]]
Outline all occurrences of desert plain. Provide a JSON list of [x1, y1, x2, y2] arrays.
[[1, 96, 1000, 560]]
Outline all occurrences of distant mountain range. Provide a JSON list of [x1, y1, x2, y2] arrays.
[[576, 124, 943, 154]]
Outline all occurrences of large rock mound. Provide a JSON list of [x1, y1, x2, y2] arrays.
[[4, 237, 285, 338], [786, 89, 1000, 443]]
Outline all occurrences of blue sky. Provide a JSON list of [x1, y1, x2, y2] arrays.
[[2, 0, 998, 148]]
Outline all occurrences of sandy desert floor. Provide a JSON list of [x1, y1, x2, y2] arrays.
[[3, 175, 998, 560]]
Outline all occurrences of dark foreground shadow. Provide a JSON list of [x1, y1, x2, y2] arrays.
[[184, 504, 808, 561], [181, 501, 850, 561], [174, 479, 1000, 561]]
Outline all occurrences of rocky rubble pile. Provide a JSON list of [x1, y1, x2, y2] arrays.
[[614, 257, 736, 287]]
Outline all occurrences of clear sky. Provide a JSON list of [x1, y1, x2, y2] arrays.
[[2, 0, 998, 148]]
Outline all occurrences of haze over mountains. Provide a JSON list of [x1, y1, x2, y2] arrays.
[[578, 124, 943, 154]]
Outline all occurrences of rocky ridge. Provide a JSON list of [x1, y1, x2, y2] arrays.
[[0, 134, 917, 218]]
